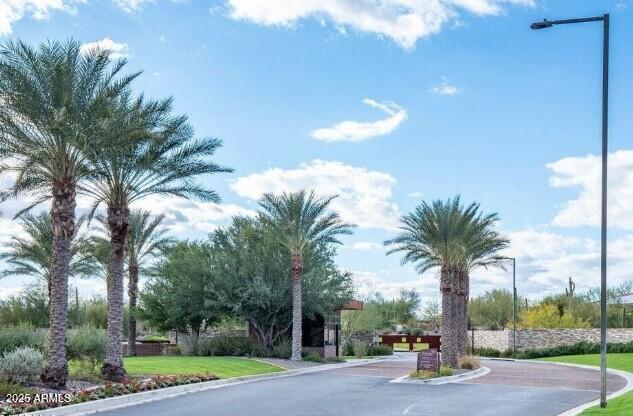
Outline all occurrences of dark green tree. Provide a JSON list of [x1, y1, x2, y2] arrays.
[[139, 241, 221, 353]]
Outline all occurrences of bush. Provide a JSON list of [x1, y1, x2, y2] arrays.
[[409, 370, 437, 379], [367, 345, 393, 356], [67, 326, 106, 370], [196, 336, 261, 357], [0, 346, 44, 384], [303, 352, 324, 363], [0, 324, 46, 356], [271, 338, 291, 359], [470, 347, 500, 358], [342, 343, 354, 356], [439, 365, 453, 376], [458, 355, 481, 370], [353, 341, 367, 359], [325, 357, 346, 363], [0, 381, 35, 396]]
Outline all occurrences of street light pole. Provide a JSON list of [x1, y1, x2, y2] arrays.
[[531, 14, 609, 408], [502, 257, 518, 352]]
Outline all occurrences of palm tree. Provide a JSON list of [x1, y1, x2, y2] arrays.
[[0, 213, 96, 305], [81, 93, 231, 381], [384, 196, 509, 368], [0, 40, 136, 388], [126, 210, 173, 356], [258, 191, 354, 360]]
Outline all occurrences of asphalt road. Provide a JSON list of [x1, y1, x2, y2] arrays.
[[98, 354, 626, 416]]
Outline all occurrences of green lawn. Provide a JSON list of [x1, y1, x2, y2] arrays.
[[538, 353, 633, 415], [122, 356, 284, 379]]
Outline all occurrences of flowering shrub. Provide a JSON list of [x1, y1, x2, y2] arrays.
[[1, 374, 219, 415]]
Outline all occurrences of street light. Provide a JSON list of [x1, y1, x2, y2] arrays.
[[510, 258, 516, 353], [530, 14, 610, 408]]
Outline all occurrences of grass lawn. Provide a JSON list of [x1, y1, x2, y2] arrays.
[[122, 356, 284, 379], [538, 353, 633, 415]]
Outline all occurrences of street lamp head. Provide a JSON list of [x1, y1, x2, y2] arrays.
[[531, 20, 553, 30]]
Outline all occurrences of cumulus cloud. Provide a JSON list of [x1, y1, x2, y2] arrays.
[[80, 38, 130, 59], [351, 270, 435, 300], [226, 0, 534, 49], [230, 160, 401, 230], [112, 0, 154, 13], [430, 77, 460, 96], [547, 150, 633, 229], [129, 195, 256, 237], [351, 242, 382, 250], [311, 99, 406, 142], [0, 0, 78, 34]]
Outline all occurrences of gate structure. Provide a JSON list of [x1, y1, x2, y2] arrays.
[[378, 334, 441, 352]]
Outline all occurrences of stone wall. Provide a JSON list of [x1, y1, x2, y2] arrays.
[[469, 328, 633, 352], [468, 330, 511, 352]]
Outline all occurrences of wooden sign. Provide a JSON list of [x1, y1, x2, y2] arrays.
[[417, 348, 439, 373]]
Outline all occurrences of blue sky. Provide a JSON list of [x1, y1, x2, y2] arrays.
[[1, 0, 633, 303]]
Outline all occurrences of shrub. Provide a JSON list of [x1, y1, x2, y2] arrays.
[[0, 324, 46, 356], [325, 357, 346, 363], [353, 341, 367, 359], [271, 338, 291, 359], [0, 381, 36, 396], [439, 365, 453, 376], [196, 336, 260, 357], [342, 343, 354, 356], [367, 345, 393, 356], [470, 347, 500, 358], [409, 370, 436, 379], [67, 326, 106, 371], [0, 346, 44, 384], [458, 355, 481, 370], [303, 352, 324, 363]]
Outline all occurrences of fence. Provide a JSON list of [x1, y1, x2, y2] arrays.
[[378, 334, 441, 352]]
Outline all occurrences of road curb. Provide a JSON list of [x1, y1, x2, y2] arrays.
[[24, 357, 387, 416], [389, 366, 490, 385], [523, 361, 633, 416]]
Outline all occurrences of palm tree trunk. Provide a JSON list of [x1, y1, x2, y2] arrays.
[[128, 261, 138, 356], [290, 252, 303, 361], [456, 273, 470, 357], [102, 205, 129, 382], [440, 267, 468, 368], [41, 180, 76, 389]]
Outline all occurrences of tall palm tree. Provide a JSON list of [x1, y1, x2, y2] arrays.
[[81, 93, 231, 380], [0, 40, 136, 388], [126, 210, 173, 356], [0, 213, 96, 304], [385, 196, 509, 368], [258, 191, 354, 361]]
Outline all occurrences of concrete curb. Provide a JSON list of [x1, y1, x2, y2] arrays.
[[389, 366, 490, 385], [25, 357, 387, 416], [524, 361, 633, 416]]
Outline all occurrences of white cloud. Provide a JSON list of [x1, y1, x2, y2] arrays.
[[311, 99, 406, 142], [230, 160, 401, 230], [407, 191, 424, 198], [547, 150, 633, 229], [351, 242, 382, 250], [80, 38, 130, 59], [351, 270, 434, 300], [226, 0, 534, 50], [130, 195, 256, 237], [113, 0, 154, 13], [0, 0, 77, 34], [430, 76, 460, 96]]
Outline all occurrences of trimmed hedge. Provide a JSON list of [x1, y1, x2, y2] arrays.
[[471, 340, 633, 360]]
